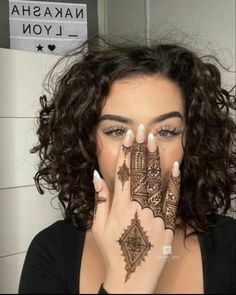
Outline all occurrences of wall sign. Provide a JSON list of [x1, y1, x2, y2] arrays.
[[9, 0, 88, 56]]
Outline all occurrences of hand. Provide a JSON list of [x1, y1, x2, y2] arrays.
[[92, 124, 181, 293]]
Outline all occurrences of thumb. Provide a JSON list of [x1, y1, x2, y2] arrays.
[[92, 169, 111, 233]]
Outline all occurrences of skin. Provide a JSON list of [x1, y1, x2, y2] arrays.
[[95, 74, 186, 203], [79, 75, 203, 293]]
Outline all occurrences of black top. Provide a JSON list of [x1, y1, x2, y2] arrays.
[[18, 214, 236, 294]]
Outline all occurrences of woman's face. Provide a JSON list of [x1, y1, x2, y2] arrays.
[[95, 75, 186, 198]]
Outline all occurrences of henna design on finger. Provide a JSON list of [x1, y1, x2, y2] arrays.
[[117, 144, 131, 191], [122, 144, 131, 157], [131, 142, 164, 219], [130, 142, 148, 203], [146, 147, 164, 218], [162, 173, 181, 232], [94, 192, 107, 216], [116, 211, 154, 282], [117, 160, 130, 191]]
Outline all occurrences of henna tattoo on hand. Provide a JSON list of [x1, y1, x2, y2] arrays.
[[117, 144, 131, 191], [130, 140, 181, 231], [116, 211, 154, 282], [130, 142, 164, 218], [122, 144, 131, 157], [117, 160, 130, 191], [130, 142, 148, 203], [162, 173, 181, 232], [146, 146, 163, 218]]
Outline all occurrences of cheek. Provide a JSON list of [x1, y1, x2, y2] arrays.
[[98, 147, 117, 173], [96, 136, 120, 190]]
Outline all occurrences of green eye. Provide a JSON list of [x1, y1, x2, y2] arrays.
[[113, 129, 125, 136], [155, 125, 182, 138], [103, 125, 182, 138], [158, 130, 175, 137], [103, 126, 127, 137]]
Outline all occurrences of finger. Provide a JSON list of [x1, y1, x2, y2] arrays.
[[112, 129, 134, 208], [162, 161, 181, 233], [130, 124, 148, 208], [92, 169, 111, 232], [146, 133, 164, 218]]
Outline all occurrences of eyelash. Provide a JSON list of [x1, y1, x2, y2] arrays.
[[102, 125, 181, 138]]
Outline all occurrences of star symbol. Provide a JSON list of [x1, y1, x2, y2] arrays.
[[36, 44, 43, 52]]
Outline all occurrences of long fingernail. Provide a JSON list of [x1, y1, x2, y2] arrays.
[[172, 161, 180, 177], [123, 129, 134, 147], [137, 123, 145, 143], [147, 133, 156, 152], [93, 169, 103, 192]]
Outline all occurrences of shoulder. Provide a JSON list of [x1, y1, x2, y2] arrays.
[[211, 214, 236, 237], [214, 213, 236, 225], [200, 214, 236, 292], [26, 219, 85, 261], [19, 220, 86, 293], [31, 219, 82, 241], [200, 214, 236, 252]]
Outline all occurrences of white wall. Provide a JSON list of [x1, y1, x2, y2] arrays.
[[0, 48, 63, 293], [99, 0, 235, 89], [148, 0, 235, 93]]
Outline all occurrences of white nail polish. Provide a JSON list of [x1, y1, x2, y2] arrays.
[[172, 161, 180, 177], [124, 129, 133, 147], [93, 169, 102, 192], [148, 133, 156, 152], [137, 124, 145, 143]]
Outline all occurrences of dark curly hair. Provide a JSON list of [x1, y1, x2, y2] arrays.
[[31, 35, 236, 243]]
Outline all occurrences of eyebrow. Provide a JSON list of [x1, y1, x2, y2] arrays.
[[98, 111, 183, 124]]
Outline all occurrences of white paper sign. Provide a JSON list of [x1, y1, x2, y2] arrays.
[[9, 0, 88, 56]]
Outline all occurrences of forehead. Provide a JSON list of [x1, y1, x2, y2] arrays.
[[101, 75, 185, 116]]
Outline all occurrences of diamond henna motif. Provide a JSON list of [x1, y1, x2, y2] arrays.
[[117, 211, 154, 282], [117, 160, 130, 190]]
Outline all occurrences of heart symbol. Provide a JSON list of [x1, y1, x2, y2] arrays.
[[48, 44, 56, 51]]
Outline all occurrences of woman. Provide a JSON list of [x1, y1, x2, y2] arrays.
[[18, 35, 236, 294]]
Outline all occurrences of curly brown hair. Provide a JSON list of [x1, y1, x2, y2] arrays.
[[31, 35, 236, 242]]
